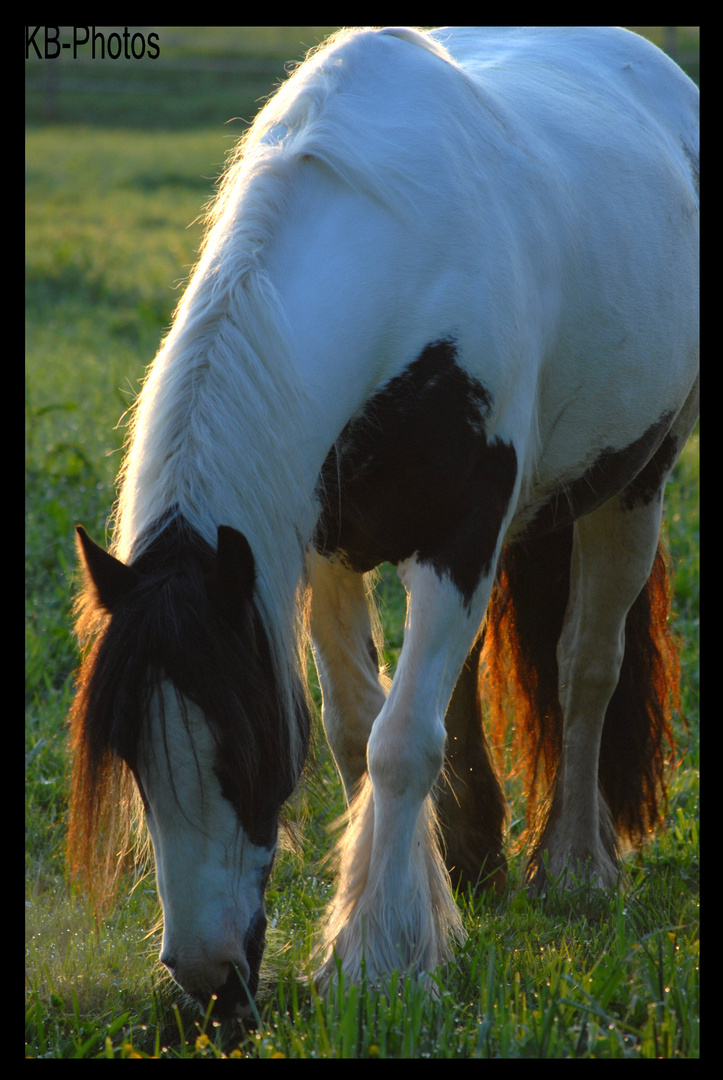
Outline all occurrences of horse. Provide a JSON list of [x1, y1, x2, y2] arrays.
[[68, 26, 699, 1018]]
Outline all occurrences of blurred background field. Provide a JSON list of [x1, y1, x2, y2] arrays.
[[25, 27, 698, 130]]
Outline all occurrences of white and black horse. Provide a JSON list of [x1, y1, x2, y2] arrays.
[[69, 26, 699, 1017]]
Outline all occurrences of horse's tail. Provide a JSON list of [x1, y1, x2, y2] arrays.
[[483, 525, 681, 846]]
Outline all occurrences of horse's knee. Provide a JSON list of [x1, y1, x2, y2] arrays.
[[367, 709, 446, 802]]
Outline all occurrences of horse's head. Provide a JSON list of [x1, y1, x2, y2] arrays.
[[70, 519, 310, 1016]]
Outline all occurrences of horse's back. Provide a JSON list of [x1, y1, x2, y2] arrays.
[[420, 27, 699, 485], [278, 27, 698, 466], [434, 26, 698, 162], [219, 25, 699, 537]]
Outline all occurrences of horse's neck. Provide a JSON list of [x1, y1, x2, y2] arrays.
[[113, 327, 321, 577]]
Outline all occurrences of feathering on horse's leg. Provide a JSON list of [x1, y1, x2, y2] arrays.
[[315, 558, 498, 990]]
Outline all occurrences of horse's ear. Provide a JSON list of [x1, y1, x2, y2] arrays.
[[76, 525, 140, 614], [215, 526, 256, 620]]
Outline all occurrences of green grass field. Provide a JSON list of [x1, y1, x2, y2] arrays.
[[26, 27, 699, 1058]]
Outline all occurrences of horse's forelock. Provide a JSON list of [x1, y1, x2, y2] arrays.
[[67, 519, 308, 903]]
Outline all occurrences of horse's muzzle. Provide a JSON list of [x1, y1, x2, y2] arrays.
[[162, 908, 268, 1019]]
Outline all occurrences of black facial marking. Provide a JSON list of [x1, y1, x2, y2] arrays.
[[83, 515, 308, 848], [528, 411, 676, 535], [243, 908, 267, 998], [315, 339, 517, 609]]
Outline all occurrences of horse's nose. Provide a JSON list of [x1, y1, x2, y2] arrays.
[[160, 952, 177, 977], [160, 950, 254, 1017]]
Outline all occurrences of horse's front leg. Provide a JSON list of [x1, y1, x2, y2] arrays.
[[316, 557, 494, 988]]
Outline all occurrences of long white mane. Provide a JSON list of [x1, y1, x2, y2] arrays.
[[110, 28, 460, 771], [113, 27, 455, 567]]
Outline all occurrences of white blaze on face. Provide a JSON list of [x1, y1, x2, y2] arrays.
[[137, 683, 275, 1004]]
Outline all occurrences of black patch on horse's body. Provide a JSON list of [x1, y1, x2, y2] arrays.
[[620, 424, 680, 510], [315, 340, 517, 608], [527, 411, 676, 536]]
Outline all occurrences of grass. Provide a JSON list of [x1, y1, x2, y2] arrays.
[[26, 28, 699, 1058]]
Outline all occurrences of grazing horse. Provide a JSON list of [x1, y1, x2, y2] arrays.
[[68, 26, 699, 1017]]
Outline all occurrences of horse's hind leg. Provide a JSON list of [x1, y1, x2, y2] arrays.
[[527, 491, 667, 890], [527, 381, 698, 892], [436, 636, 507, 892]]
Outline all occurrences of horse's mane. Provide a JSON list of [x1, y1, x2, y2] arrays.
[[206, 27, 454, 241], [107, 23, 462, 732], [68, 26, 461, 904]]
